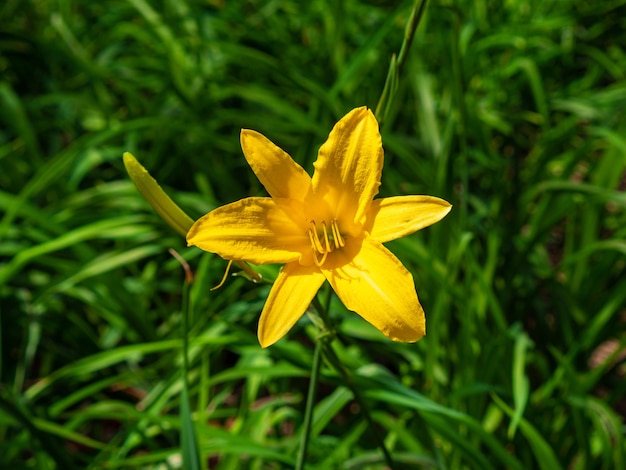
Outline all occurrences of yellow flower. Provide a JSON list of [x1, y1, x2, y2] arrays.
[[187, 107, 451, 347]]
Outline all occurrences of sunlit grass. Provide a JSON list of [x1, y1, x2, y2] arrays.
[[1, 0, 625, 468]]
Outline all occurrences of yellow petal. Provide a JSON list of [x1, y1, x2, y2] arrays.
[[321, 236, 425, 342], [241, 129, 312, 202], [187, 197, 308, 265], [365, 195, 452, 243], [258, 262, 326, 347], [311, 107, 383, 225]]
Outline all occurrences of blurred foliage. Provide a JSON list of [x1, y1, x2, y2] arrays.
[[1, 0, 625, 468]]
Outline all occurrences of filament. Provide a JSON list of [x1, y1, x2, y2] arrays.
[[307, 219, 345, 267], [211, 259, 234, 291], [331, 219, 345, 248]]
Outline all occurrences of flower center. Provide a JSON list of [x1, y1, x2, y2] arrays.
[[307, 219, 345, 266]]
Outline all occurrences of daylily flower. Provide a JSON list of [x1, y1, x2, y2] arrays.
[[187, 107, 451, 347]]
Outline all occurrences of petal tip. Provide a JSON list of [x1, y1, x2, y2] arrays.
[[384, 321, 425, 343], [239, 128, 253, 144], [257, 327, 283, 349]]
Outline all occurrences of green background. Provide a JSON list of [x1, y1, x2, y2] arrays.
[[1, 0, 625, 468]]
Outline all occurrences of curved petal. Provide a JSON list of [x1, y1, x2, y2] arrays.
[[258, 262, 326, 347], [365, 195, 452, 243], [241, 129, 312, 202], [311, 107, 383, 224], [321, 236, 425, 342], [187, 197, 309, 265]]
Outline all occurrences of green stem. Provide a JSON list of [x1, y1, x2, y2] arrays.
[[170, 248, 194, 379], [312, 295, 334, 333], [170, 249, 201, 470], [320, 342, 395, 469], [295, 339, 323, 470], [181, 275, 191, 383], [375, 0, 428, 125], [310, 297, 395, 469], [448, 8, 468, 227], [396, 0, 428, 78]]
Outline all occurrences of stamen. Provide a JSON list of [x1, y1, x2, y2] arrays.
[[312, 248, 328, 267], [211, 259, 234, 291], [331, 219, 345, 248], [308, 222, 325, 253], [321, 221, 331, 253], [307, 219, 345, 267]]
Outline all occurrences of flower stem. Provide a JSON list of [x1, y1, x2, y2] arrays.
[[375, 0, 428, 126], [320, 341, 395, 469], [396, 0, 428, 79], [295, 339, 323, 470], [169, 249, 201, 470], [310, 297, 395, 469]]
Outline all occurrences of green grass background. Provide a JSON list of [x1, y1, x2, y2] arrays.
[[1, 0, 626, 468]]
